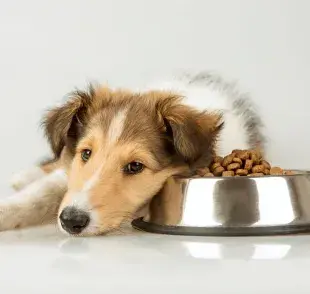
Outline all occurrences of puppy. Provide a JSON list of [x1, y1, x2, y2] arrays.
[[4, 72, 265, 235]]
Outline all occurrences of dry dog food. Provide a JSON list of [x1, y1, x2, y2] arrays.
[[196, 149, 294, 177]]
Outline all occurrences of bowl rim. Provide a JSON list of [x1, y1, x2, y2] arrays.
[[176, 169, 310, 180], [132, 217, 310, 237]]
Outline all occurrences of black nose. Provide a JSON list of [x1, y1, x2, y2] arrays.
[[59, 207, 90, 234]]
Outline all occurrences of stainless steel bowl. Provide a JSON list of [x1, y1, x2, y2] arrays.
[[132, 171, 310, 236]]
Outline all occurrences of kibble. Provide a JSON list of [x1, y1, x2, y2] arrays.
[[270, 167, 283, 175], [227, 163, 241, 171], [248, 173, 265, 177], [213, 156, 223, 164], [261, 160, 271, 170], [194, 149, 294, 178], [222, 171, 235, 177], [232, 157, 243, 165], [250, 151, 260, 165], [210, 162, 221, 171], [244, 159, 253, 171], [252, 165, 265, 174], [236, 150, 250, 160], [236, 169, 248, 176], [222, 154, 234, 167], [213, 166, 225, 176], [196, 167, 211, 176], [284, 170, 295, 175]]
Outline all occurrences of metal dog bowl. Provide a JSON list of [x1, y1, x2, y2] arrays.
[[132, 171, 310, 236]]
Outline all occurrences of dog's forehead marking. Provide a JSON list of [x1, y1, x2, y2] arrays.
[[107, 108, 128, 145], [70, 108, 128, 206], [82, 163, 105, 193], [64, 163, 104, 221]]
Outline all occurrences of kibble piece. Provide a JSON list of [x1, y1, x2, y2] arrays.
[[247, 173, 264, 177], [251, 149, 262, 160], [196, 167, 210, 176], [244, 159, 253, 170], [236, 150, 250, 160], [227, 163, 241, 171], [222, 171, 235, 177], [261, 160, 271, 170], [235, 169, 249, 176], [213, 166, 225, 176], [210, 162, 221, 171], [232, 158, 243, 165], [232, 149, 243, 154], [284, 170, 295, 175], [252, 165, 265, 173], [270, 167, 283, 175], [204, 172, 215, 177], [213, 156, 223, 164], [222, 154, 234, 167], [250, 152, 260, 165]]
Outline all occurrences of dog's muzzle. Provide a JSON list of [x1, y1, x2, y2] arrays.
[[59, 206, 90, 234]]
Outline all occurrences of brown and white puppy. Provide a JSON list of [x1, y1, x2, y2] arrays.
[[4, 72, 265, 236]]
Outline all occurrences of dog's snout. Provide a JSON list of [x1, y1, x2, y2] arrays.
[[59, 207, 90, 234]]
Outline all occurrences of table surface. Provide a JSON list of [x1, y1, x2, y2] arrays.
[[0, 224, 309, 294]]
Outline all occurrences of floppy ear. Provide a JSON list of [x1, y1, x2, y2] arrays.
[[157, 96, 224, 170], [42, 89, 94, 158]]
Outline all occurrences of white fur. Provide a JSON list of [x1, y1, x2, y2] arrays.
[[82, 163, 104, 193], [63, 163, 104, 210], [58, 163, 104, 234], [60, 109, 129, 224], [10, 166, 46, 191], [0, 169, 67, 231], [64, 192, 90, 211], [107, 108, 128, 145]]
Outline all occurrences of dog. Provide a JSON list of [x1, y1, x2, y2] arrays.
[[3, 72, 265, 236]]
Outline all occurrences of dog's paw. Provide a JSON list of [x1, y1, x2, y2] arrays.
[[10, 167, 46, 191]]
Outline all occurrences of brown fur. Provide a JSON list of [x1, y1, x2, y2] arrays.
[[41, 85, 223, 235], [148, 177, 185, 225]]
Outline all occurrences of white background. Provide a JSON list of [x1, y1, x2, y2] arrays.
[[0, 0, 309, 195], [0, 3, 310, 293]]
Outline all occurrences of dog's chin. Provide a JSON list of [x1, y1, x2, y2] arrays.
[[58, 220, 135, 237], [58, 226, 108, 237]]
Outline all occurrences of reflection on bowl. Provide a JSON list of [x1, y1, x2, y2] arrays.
[[132, 171, 310, 236]]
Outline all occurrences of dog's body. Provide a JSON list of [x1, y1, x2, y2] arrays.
[[3, 72, 266, 235]]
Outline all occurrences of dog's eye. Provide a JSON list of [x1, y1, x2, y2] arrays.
[[123, 162, 144, 175], [81, 149, 92, 162]]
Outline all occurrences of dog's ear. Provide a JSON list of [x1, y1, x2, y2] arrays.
[[157, 96, 224, 169], [42, 88, 94, 158]]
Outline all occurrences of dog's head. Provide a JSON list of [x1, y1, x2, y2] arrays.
[[43, 86, 223, 235]]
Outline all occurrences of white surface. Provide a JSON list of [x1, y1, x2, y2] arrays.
[[1, 1, 310, 293], [0, 225, 309, 293]]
